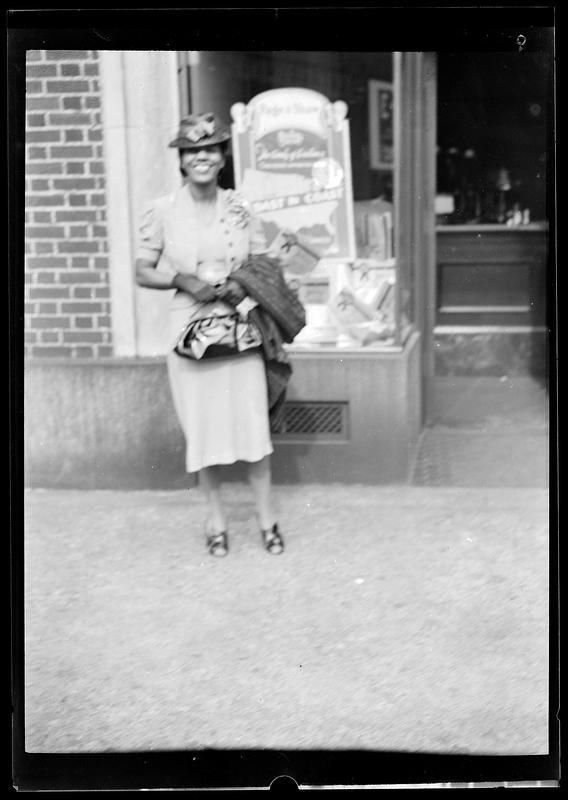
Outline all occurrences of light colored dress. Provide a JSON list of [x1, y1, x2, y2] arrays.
[[137, 186, 273, 473]]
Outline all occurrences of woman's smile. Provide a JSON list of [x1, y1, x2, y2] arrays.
[[185, 160, 223, 184], [192, 162, 215, 173], [181, 145, 225, 183]]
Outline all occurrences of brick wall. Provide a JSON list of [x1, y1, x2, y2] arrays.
[[25, 50, 113, 358]]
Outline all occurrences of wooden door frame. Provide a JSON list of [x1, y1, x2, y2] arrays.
[[394, 52, 438, 424]]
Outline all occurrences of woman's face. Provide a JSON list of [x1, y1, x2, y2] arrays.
[[180, 144, 226, 186]]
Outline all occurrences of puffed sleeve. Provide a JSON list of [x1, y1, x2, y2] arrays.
[[136, 204, 163, 263]]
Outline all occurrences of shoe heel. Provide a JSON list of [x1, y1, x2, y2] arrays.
[[205, 522, 229, 557], [261, 522, 284, 555]]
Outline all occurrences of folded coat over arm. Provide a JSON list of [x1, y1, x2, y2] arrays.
[[230, 256, 307, 432]]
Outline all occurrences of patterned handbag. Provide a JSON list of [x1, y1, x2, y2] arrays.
[[174, 312, 262, 360]]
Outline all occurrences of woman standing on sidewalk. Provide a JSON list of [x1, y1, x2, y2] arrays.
[[134, 113, 304, 558]]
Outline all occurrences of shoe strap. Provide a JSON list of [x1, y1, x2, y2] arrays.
[[262, 524, 283, 551]]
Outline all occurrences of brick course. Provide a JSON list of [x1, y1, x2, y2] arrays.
[[25, 50, 112, 359]]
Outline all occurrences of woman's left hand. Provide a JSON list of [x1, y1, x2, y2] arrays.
[[217, 279, 247, 307]]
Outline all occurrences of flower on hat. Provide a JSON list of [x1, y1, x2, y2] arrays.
[[185, 113, 217, 143], [170, 112, 230, 149]]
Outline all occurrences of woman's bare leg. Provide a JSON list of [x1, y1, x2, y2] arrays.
[[248, 455, 277, 531], [198, 465, 227, 533]]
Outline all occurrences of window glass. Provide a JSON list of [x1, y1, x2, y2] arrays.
[[187, 51, 400, 349]]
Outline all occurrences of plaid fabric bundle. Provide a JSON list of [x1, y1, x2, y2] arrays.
[[231, 256, 306, 432], [231, 255, 306, 343]]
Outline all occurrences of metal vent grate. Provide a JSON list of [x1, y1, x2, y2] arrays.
[[276, 401, 348, 439]]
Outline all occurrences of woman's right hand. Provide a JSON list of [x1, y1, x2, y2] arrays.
[[172, 273, 218, 303]]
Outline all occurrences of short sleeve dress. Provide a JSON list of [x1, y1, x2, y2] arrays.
[[137, 185, 273, 474]]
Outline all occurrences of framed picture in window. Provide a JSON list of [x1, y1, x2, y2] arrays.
[[368, 80, 394, 170]]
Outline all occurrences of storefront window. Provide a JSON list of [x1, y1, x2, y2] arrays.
[[435, 51, 551, 226], [183, 51, 407, 350]]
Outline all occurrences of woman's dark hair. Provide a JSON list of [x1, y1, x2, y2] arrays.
[[178, 141, 230, 177]]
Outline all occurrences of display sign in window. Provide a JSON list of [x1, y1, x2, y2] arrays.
[[231, 87, 356, 263]]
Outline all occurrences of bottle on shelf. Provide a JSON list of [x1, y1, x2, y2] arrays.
[[462, 148, 481, 223], [446, 146, 464, 222], [507, 202, 523, 226], [495, 167, 512, 224], [436, 146, 458, 223]]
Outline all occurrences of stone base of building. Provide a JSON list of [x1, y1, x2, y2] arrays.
[[24, 333, 422, 489], [434, 329, 549, 377]]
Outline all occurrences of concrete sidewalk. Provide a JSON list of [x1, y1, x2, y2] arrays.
[[24, 483, 549, 755], [412, 375, 550, 487]]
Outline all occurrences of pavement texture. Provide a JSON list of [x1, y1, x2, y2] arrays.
[[23, 376, 552, 755], [412, 375, 550, 487]]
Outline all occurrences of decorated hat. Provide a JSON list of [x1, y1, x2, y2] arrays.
[[168, 112, 231, 149]]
